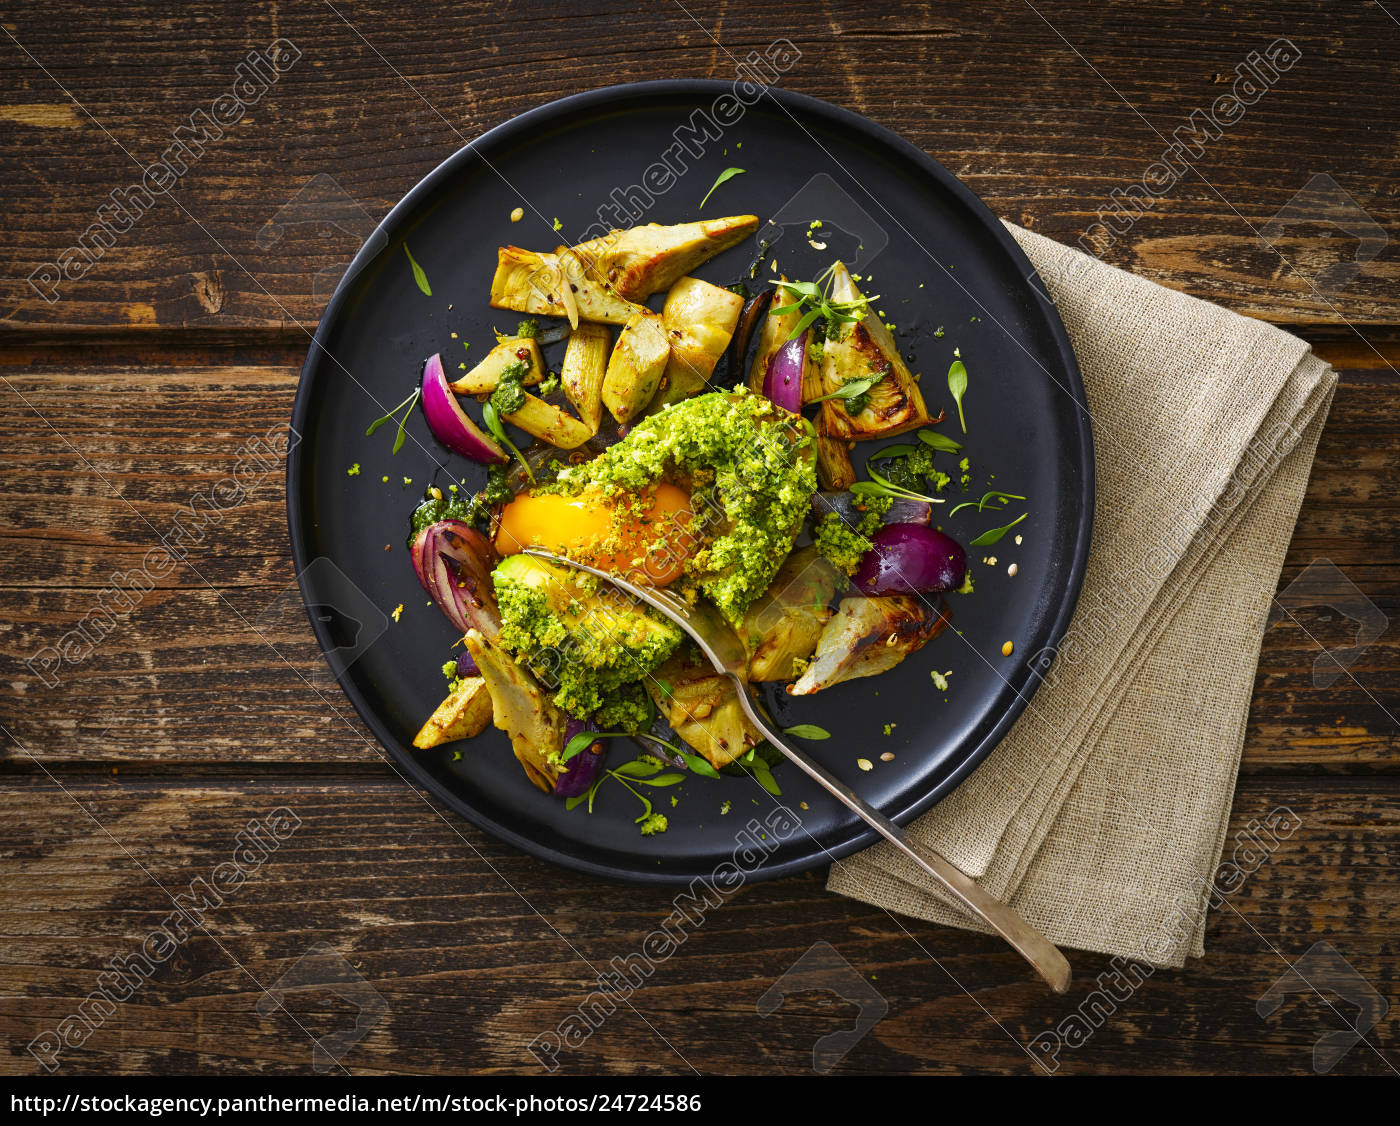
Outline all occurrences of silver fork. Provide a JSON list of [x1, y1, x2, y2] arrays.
[[523, 548, 1072, 992]]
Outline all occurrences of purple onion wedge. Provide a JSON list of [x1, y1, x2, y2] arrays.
[[421, 352, 506, 464], [554, 718, 608, 798], [410, 518, 501, 637], [854, 523, 967, 595], [761, 329, 807, 414]]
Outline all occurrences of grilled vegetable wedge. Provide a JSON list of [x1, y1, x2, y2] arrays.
[[652, 276, 745, 409], [490, 246, 643, 327], [647, 653, 761, 769], [412, 676, 494, 749], [559, 322, 611, 433], [816, 262, 933, 439], [450, 335, 545, 395], [568, 215, 759, 300], [602, 311, 670, 424], [740, 546, 842, 682], [789, 594, 951, 696], [465, 628, 566, 792], [502, 393, 594, 450]]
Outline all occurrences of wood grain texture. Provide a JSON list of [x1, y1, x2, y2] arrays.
[[0, 776, 1394, 1076], [1, 340, 1396, 773], [0, 1, 1397, 331], [1, 0, 1397, 1078]]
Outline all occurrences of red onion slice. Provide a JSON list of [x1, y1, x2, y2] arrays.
[[853, 523, 967, 595], [421, 352, 506, 464], [761, 329, 807, 414], [410, 519, 501, 637]]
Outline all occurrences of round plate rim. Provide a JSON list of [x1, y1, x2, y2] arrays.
[[285, 79, 1096, 886]]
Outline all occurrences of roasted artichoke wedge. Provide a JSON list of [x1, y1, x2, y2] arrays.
[[651, 276, 744, 409], [745, 283, 810, 395], [740, 546, 842, 682], [789, 594, 951, 696], [502, 394, 594, 450], [815, 435, 855, 490], [465, 628, 565, 792], [602, 311, 670, 424], [450, 335, 545, 395], [411, 676, 494, 749], [559, 322, 611, 433], [815, 262, 933, 439], [567, 215, 759, 301], [647, 653, 761, 769], [490, 246, 643, 327]]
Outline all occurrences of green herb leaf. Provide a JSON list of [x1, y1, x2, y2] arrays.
[[634, 773, 686, 787], [783, 724, 831, 740], [699, 166, 745, 209], [565, 793, 589, 811], [749, 756, 782, 796], [481, 400, 534, 483], [613, 759, 665, 779], [970, 512, 1028, 546], [947, 359, 968, 432], [560, 730, 602, 764], [808, 375, 879, 405], [918, 429, 963, 453], [403, 244, 432, 296], [871, 443, 918, 460], [679, 750, 721, 779]]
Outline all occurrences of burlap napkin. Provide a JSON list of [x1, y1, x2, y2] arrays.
[[827, 223, 1337, 969]]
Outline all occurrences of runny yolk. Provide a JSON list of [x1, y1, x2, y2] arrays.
[[494, 483, 695, 586]]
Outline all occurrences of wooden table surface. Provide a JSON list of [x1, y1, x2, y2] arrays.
[[1, 1, 1397, 1077]]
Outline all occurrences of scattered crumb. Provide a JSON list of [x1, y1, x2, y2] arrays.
[[670, 795, 678, 807], [346, 463, 360, 476], [392, 603, 404, 622], [381, 475, 390, 483], [720, 800, 731, 815], [402, 476, 412, 487], [552, 217, 563, 231], [383, 543, 391, 552], [857, 757, 873, 771], [509, 206, 523, 222], [1008, 562, 1019, 577], [808, 239, 827, 250], [769, 257, 778, 271], [800, 801, 809, 810], [1001, 640, 1014, 657], [1015, 534, 1023, 545], [930, 670, 949, 691], [882, 723, 896, 735], [450, 331, 458, 340], [880, 752, 895, 762]]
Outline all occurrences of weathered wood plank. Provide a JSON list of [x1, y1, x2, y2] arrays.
[[0, 1, 1396, 331], [0, 776, 1393, 1075], [3, 337, 1397, 771]]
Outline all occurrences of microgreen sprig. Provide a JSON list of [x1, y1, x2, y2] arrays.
[[949, 491, 1026, 517], [850, 465, 947, 506], [365, 387, 422, 454], [769, 264, 877, 342]]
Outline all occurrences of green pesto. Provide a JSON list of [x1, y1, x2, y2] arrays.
[[557, 390, 818, 623], [494, 555, 683, 719], [812, 494, 890, 576], [489, 358, 531, 416]]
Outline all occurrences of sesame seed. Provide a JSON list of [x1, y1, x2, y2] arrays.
[[880, 752, 895, 762], [509, 206, 523, 222], [857, 758, 873, 771], [1008, 562, 1019, 576]]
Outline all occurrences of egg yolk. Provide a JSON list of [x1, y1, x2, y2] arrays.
[[495, 483, 695, 586]]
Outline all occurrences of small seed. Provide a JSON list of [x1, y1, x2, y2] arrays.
[[509, 206, 523, 222], [1001, 640, 1014, 657], [857, 757, 873, 771], [1008, 562, 1019, 577], [880, 752, 895, 762]]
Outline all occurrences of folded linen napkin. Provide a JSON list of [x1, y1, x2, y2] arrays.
[[827, 223, 1337, 969]]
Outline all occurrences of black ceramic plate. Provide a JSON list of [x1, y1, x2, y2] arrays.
[[287, 81, 1093, 884]]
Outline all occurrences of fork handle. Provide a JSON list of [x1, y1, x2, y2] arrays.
[[732, 684, 1072, 993]]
